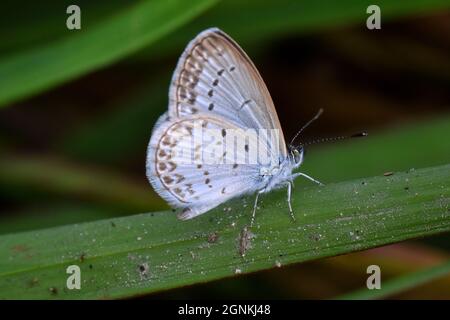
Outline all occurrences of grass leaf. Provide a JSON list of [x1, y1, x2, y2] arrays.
[[0, 164, 448, 299], [0, 0, 217, 107]]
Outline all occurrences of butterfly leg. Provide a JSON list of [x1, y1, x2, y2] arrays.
[[250, 190, 264, 227], [292, 172, 324, 186], [286, 182, 296, 222]]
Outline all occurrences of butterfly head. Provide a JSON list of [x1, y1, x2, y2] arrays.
[[289, 145, 305, 168]]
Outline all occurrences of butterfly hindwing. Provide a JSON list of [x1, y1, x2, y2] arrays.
[[147, 114, 268, 219]]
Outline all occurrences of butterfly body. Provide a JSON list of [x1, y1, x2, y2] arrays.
[[146, 28, 318, 223]]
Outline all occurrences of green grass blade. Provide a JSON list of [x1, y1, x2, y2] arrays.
[[0, 164, 448, 299], [338, 260, 450, 300], [0, 204, 121, 235], [0, 1, 129, 55], [0, 0, 217, 107]]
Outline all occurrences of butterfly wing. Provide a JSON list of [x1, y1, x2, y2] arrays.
[[168, 27, 287, 158], [146, 114, 271, 219]]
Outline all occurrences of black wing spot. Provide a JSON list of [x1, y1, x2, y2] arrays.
[[240, 99, 252, 110], [221, 129, 226, 137], [208, 89, 214, 97], [217, 69, 225, 76], [208, 103, 214, 111], [212, 79, 219, 86], [229, 66, 236, 72]]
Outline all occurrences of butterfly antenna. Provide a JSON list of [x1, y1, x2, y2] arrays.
[[290, 108, 324, 146], [303, 132, 368, 147]]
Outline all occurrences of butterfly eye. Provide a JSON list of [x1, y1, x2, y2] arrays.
[[292, 148, 303, 165]]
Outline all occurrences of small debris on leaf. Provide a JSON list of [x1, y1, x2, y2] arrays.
[[238, 227, 255, 257], [27, 277, 39, 288], [138, 262, 150, 280], [49, 287, 58, 295], [207, 232, 219, 243]]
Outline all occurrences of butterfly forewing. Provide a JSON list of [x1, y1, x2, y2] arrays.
[[168, 28, 287, 158]]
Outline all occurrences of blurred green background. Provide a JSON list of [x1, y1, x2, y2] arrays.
[[0, 0, 449, 299]]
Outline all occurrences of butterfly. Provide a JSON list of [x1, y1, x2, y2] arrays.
[[146, 27, 326, 225]]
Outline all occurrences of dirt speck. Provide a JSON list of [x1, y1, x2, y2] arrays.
[[207, 232, 219, 243], [383, 172, 394, 176], [309, 234, 322, 242], [11, 244, 30, 253], [238, 227, 255, 257], [138, 263, 150, 280], [27, 277, 39, 288], [49, 287, 58, 295]]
